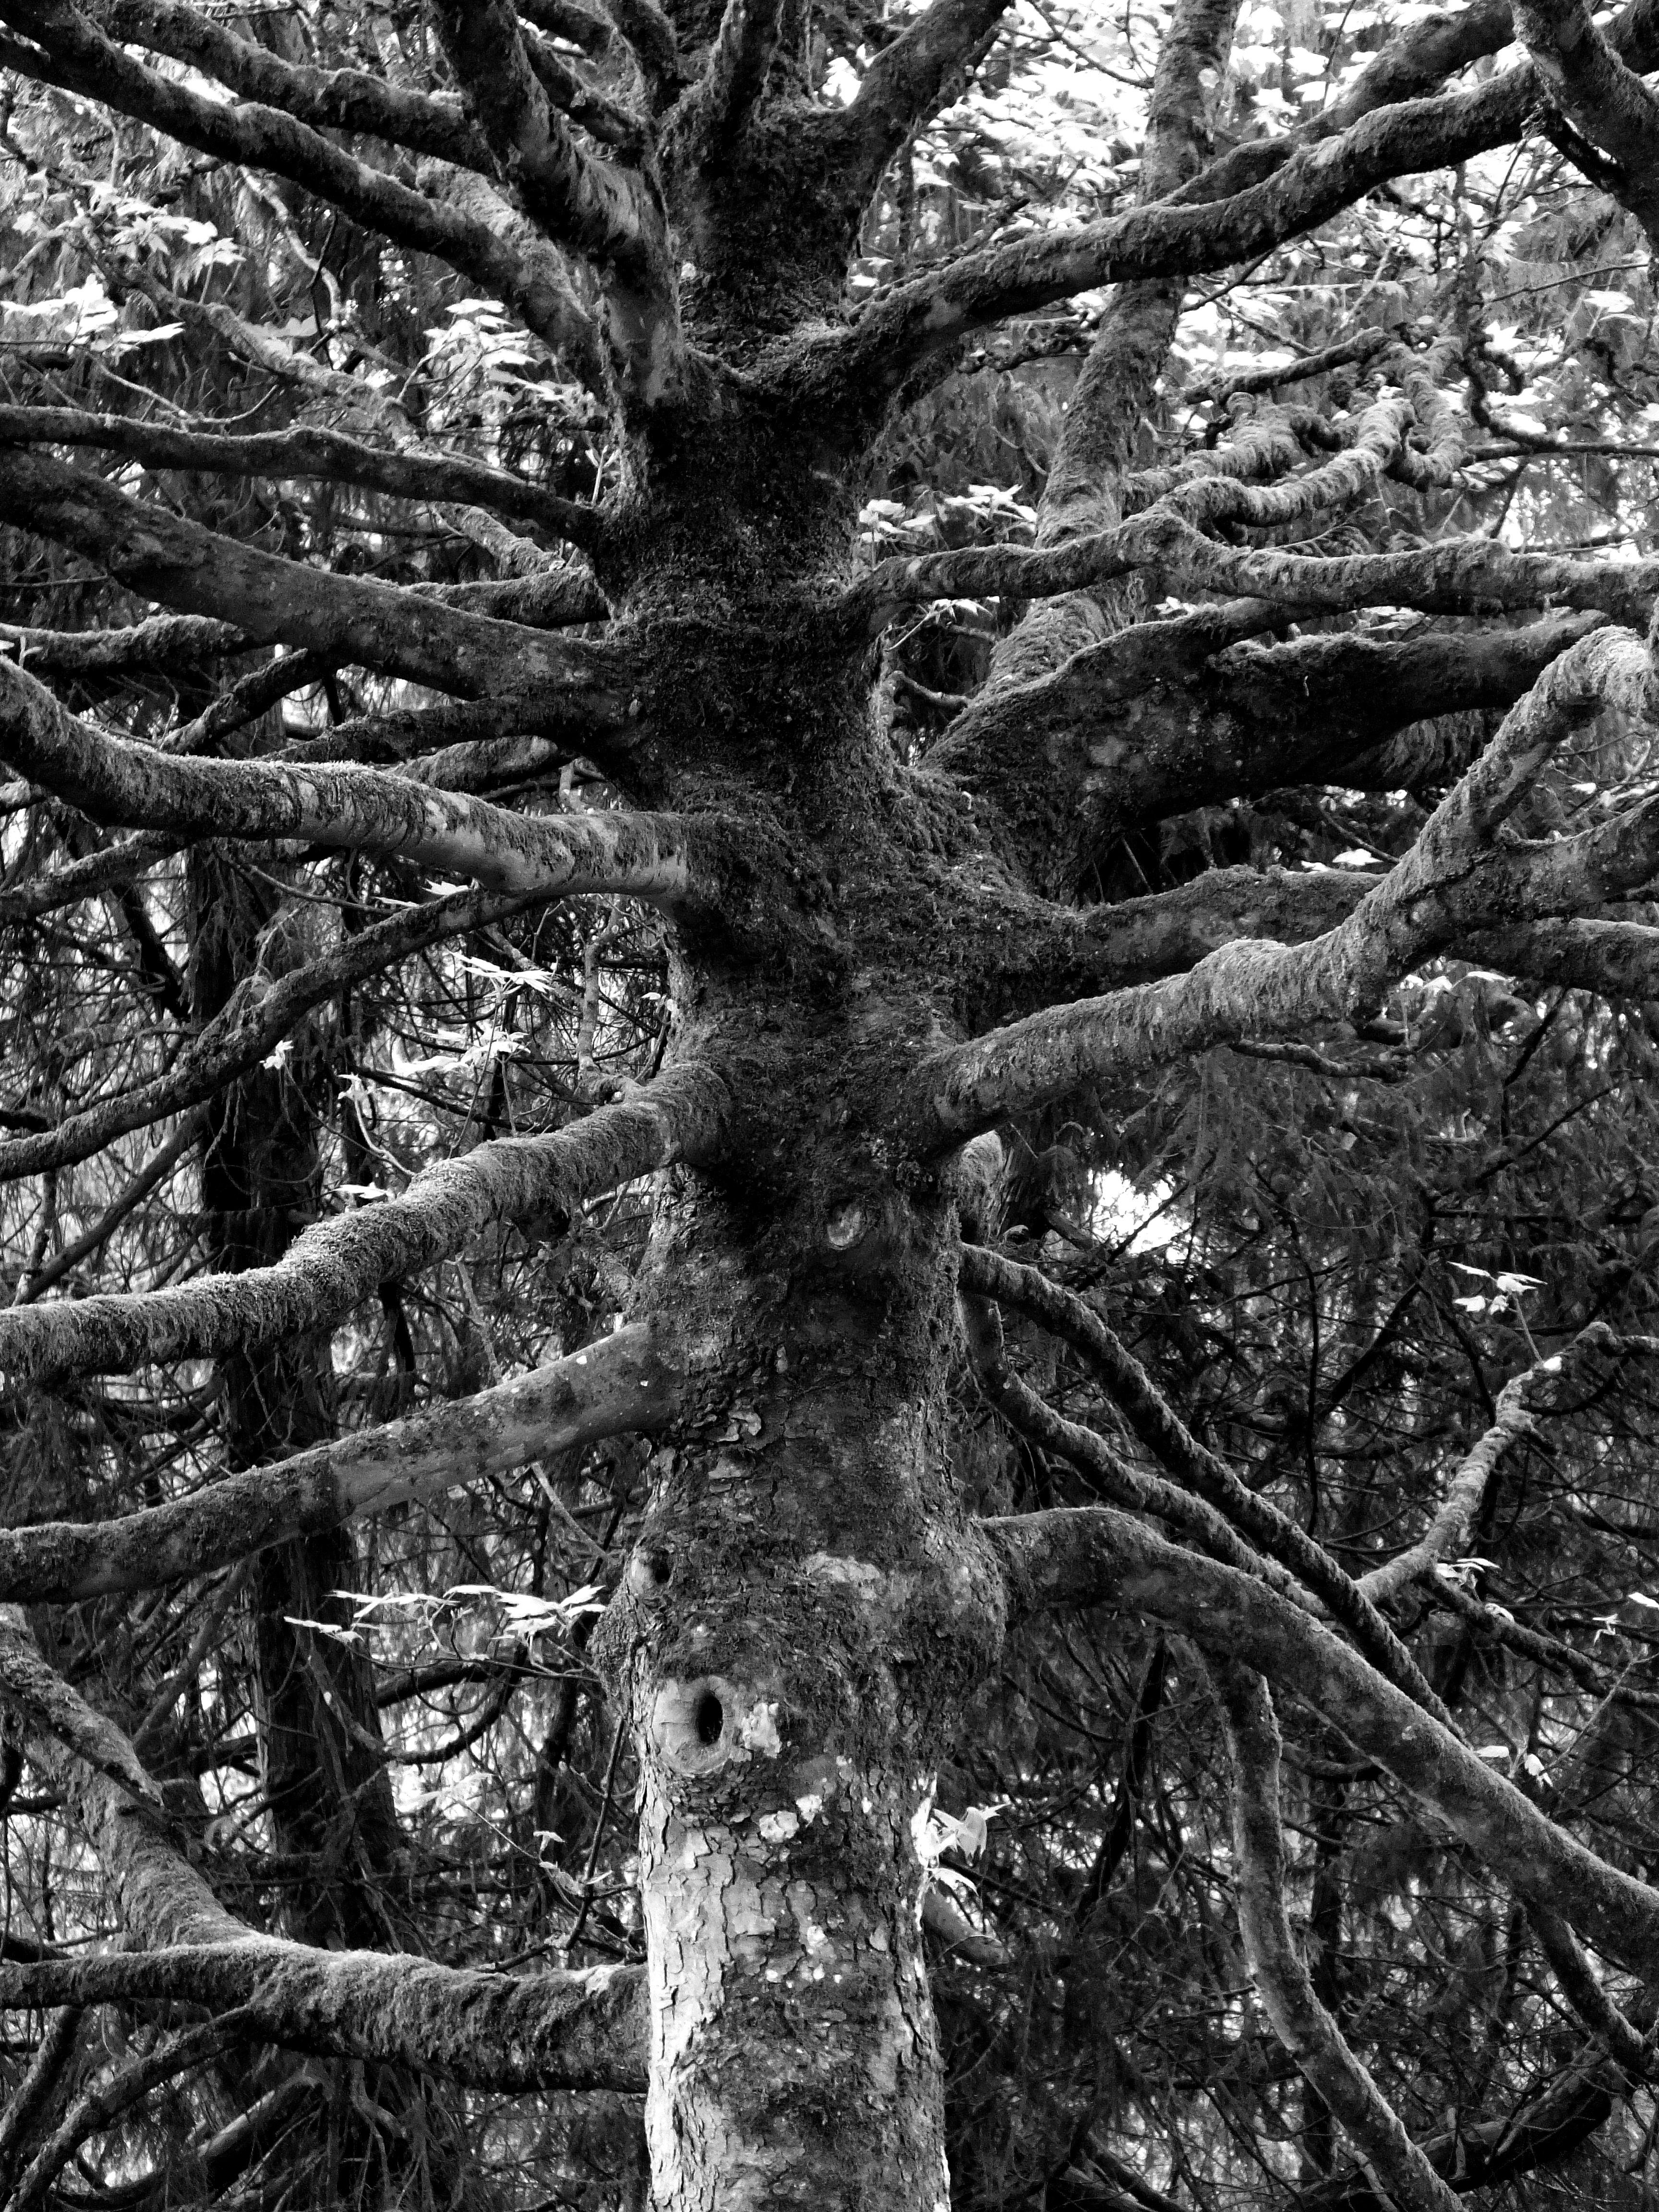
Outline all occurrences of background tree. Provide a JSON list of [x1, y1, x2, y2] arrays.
[[7, 0, 1659, 2203]]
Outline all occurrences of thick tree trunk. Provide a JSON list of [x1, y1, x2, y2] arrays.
[[599, 1176, 1002, 2208]]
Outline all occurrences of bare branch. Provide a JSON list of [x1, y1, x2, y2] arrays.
[[1209, 1661, 1463, 2212], [0, 1323, 683, 1600], [0, 1061, 729, 1377]]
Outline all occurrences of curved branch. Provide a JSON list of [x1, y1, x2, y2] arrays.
[[1513, 0, 1659, 243], [1210, 1661, 1463, 2212], [0, 1610, 646, 2091], [1358, 1365, 1544, 1605], [0, 405, 601, 549], [0, 655, 697, 900], [0, 448, 626, 725], [789, 73, 1534, 407], [910, 628, 1658, 1143], [0, 1062, 729, 1378], [987, 1504, 1659, 1982], [0, 1324, 683, 1600]]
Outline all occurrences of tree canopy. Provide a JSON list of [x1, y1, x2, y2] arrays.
[[5, 0, 1659, 2204]]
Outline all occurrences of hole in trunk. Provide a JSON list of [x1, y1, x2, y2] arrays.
[[695, 1691, 724, 1746]]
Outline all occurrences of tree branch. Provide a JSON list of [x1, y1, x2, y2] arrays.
[[960, 1243, 1452, 1722], [0, 1611, 647, 2090], [0, 1323, 683, 1599], [0, 655, 697, 900], [0, 1061, 729, 1377], [0, 0, 600, 368], [910, 628, 1658, 1143], [0, 448, 626, 727], [1513, 0, 1659, 246], [1208, 1660, 1463, 2212], [986, 1504, 1659, 1982], [0, 404, 601, 550]]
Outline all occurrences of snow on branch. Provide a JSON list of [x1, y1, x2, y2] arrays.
[[1208, 1661, 1463, 2212], [910, 628, 1659, 1144], [0, 1062, 729, 1378], [0, 1323, 683, 1601], [0, 655, 697, 901], [0, 1609, 648, 2090], [986, 1503, 1659, 1984], [0, 447, 626, 725]]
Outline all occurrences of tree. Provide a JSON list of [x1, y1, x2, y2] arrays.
[[7, 0, 1659, 2199]]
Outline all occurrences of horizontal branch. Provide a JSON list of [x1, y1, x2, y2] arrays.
[[911, 628, 1658, 1143], [987, 1505, 1659, 1981], [0, 1324, 681, 1600], [0, 448, 626, 724], [0, 406, 601, 550], [932, 599, 1599, 898], [0, 655, 695, 899], [0, 1609, 646, 2090], [859, 514, 1659, 631], [0, 1062, 728, 1378], [0, 613, 251, 673]]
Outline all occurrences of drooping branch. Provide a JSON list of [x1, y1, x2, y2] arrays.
[[0, 1062, 729, 1377], [960, 1243, 1451, 1722], [0, 655, 698, 900], [0, 1323, 684, 1600], [0, 0, 599, 367], [0, 1611, 647, 2090], [0, 405, 601, 549], [1209, 1660, 1462, 2212], [911, 627, 1658, 1143], [987, 1503, 1659, 1981], [0, 449, 626, 726]]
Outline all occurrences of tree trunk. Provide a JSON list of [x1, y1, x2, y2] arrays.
[[599, 1172, 1003, 2208]]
